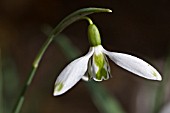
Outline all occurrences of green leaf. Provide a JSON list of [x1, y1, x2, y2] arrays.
[[55, 34, 81, 59], [0, 50, 3, 113], [152, 53, 170, 113], [87, 82, 125, 113]]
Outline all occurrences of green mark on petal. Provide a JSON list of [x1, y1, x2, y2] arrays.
[[152, 71, 157, 77], [96, 68, 107, 80], [55, 83, 63, 92], [94, 54, 104, 67], [94, 54, 108, 80]]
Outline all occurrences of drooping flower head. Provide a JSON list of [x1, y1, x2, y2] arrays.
[[54, 22, 162, 96]]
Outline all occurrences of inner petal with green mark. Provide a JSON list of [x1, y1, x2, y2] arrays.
[[92, 53, 110, 81]]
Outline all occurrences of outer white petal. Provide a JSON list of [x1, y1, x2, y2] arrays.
[[102, 48, 162, 81], [54, 47, 94, 96]]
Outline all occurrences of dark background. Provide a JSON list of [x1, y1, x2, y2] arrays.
[[0, 0, 169, 113]]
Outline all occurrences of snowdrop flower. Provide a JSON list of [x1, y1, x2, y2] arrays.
[[54, 23, 162, 96]]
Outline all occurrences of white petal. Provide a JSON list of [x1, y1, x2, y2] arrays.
[[54, 47, 94, 96], [103, 49, 162, 81], [81, 75, 89, 81]]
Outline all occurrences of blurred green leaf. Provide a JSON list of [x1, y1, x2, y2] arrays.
[[87, 82, 125, 113], [55, 34, 81, 60], [153, 53, 170, 113], [0, 50, 3, 113], [2, 55, 19, 113], [55, 34, 125, 113]]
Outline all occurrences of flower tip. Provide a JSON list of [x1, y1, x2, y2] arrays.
[[156, 75, 162, 81], [53, 92, 58, 96], [53, 91, 62, 96], [53, 82, 64, 96], [152, 70, 162, 81], [53, 88, 62, 96], [53, 89, 60, 96]]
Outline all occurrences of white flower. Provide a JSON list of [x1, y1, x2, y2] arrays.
[[54, 45, 162, 96], [54, 23, 162, 96]]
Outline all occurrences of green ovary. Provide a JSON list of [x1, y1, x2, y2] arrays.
[[94, 54, 108, 80]]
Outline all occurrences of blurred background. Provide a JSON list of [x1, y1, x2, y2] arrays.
[[0, 0, 170, 113]]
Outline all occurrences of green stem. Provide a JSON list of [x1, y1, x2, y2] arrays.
[[0, 50, 4, 113], [81, 17, 93, 24], [12, 7, 112, 113]]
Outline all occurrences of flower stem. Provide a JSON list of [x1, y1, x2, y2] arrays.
[[81, 16, 93, 24], [12, 7, 112, 113]]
